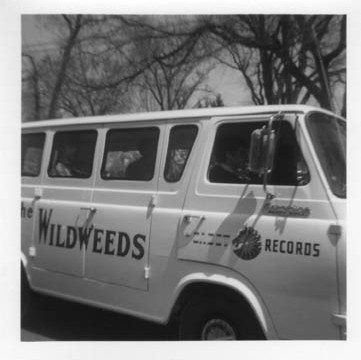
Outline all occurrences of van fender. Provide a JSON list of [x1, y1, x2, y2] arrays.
[[169, 272, 278, 339], [21, 251, 28, 269], [21, 251, 31, 284]]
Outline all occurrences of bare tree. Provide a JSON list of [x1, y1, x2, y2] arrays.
[[131, 37, 215, 110], [110, 16, 217, 111], [200, 15, 346, 112], [22, 54, 41, 120], [195, 93, 225, 108], [22, 15, 213, 119], [22, 15, 346, 121], [22, 15, 138, 119], [47, 15, 83, 118]]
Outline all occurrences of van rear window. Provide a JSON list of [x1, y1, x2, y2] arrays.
[[48, 130, 97, 178], [22, 133, 45, 177]]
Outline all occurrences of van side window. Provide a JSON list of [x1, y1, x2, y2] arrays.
[[22, 133, 45, 177], [164, 125, 198, 182], [101, 127, 159, 181], [208, 121, 309, 186], [48, 130, 97, 178]]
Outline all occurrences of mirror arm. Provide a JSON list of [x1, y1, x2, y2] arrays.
[[263, 176, 275, 201], [262, 112, 282, 201]]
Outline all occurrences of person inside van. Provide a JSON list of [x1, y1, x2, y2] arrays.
[[126, 138, 156, 181], [209, 138, 251, 183], [54, 141, 77, 177], [165, 132, 196, 182]]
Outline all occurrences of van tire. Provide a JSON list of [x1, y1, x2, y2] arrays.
[[21, 265, 32, 320], [179, 296, 249, 340]]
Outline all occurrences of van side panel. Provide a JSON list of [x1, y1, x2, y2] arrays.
[[31, 128, 97, 278], [176, 116, 340, 339], [84, 123, 164, 291]]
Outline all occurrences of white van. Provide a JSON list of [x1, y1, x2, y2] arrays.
[[21, 105, 346, 340]]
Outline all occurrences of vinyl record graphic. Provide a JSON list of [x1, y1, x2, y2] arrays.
[[232, 226, 262, 260]]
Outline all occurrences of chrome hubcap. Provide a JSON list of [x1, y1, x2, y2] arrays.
[[201, 318, 237, 340]]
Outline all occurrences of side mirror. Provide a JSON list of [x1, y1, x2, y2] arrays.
[[248, 126, 276, 176], [248, 112, 283, 200]]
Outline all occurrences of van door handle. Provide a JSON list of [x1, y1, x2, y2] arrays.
[[80, 207, 97, 213], [183, 215, 206, 237], [78, 207, 96, 229], [34, 187, 43, 199], [149, 194, 157, 208], [183, 214, 206, 224]]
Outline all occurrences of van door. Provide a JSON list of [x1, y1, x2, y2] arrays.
[[32, 128, 98, 277], [178, 115, 340, 339], [148, 121, 200, 304], [85, 124, 163, 291]]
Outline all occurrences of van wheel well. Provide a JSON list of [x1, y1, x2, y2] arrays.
[[170, 282, 265, 340], [21, 262, 32, 320]]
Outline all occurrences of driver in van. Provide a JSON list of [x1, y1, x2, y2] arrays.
[[209, 138, 251, 183]]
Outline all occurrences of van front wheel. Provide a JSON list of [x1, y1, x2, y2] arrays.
[[179, 297, 246, 340]]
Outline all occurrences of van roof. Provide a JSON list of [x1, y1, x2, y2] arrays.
[[22, 104, 330, 129]]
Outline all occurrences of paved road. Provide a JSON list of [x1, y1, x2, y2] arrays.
[[21, 293, 178, 341]]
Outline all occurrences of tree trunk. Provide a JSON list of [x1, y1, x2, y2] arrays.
[[260, 49, 275, 104], [341, 87, 346, 118], [48, 15, 82, 119]]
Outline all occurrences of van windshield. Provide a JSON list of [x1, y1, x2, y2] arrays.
[[306, 112, 346, 198]]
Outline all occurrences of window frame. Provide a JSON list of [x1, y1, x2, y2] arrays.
[[305, 111, 346, 198], [163, 124, 199, 183], [21, 132, 46, 178], [100, 126, 160, 182], [207, 118, 310, 187], [47, 129, 98, 179]]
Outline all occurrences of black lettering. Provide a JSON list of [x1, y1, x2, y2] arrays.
[[272, 240, 279, 252], [304, 242, 312, 256], [104, 230, 116, 255], [78, 226, 94, 250], [27, 207, 33, 219], [38, 208, 53, 244], [55, 224, 65, 247], [49, 223, 55, 246], [66, 226, 77, 248], [313, 244, 320, 257], [92, 229, 104, 253], [287, 241, 294, 254], [21, 202, 34, 219], [265, 239, 271, 252], [132, 234, 146, 260], [296, 242, 303, 255], [280, 240, 286, 253], [117, 232, 130, 257]]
